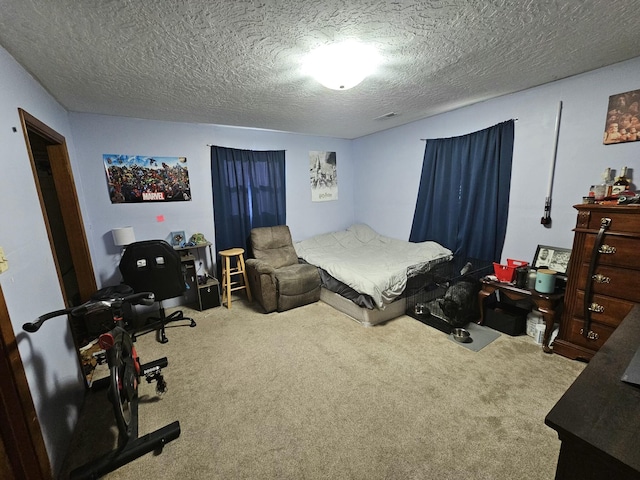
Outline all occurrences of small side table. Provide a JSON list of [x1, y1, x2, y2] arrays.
[[478, 278, 565, 353]]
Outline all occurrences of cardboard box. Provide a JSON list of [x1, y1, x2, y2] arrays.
[[526, 311, 544, 337]]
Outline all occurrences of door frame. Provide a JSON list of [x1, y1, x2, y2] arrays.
[[0, 285, 50, 479], [19, 108, 97, 303], [0, 109, 98, 478]]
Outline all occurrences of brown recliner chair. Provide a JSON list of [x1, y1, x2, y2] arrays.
[[246, 225, 321, 313]]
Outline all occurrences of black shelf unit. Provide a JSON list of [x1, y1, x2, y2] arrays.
[[175, 242, 220, 310]]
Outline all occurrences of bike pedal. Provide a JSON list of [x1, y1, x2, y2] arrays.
[[145, 371, 168, 394], [156, 378, 167, 395]]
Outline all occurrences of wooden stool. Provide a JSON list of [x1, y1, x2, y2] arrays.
[[219, 247, 252, 309]]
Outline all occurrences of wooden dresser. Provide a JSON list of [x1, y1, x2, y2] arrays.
[[553, 204, 640, 361], [546, 305, 640, 479]]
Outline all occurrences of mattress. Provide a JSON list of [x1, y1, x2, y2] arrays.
[[320, 287, 408, 327], [294, 223, 453, 310]]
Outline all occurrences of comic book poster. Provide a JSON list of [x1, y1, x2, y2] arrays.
[[103, 154, 192, 203], [310, 151, 338, 202]]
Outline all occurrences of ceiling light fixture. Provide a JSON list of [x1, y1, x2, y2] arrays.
[[303, 41, 380, 91]]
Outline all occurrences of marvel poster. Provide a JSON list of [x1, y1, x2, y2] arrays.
[[104, 154, 192, 203]]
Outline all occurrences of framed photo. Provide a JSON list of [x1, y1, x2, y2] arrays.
[[602, 89, 640, 144], [532, 245, 571, 275], [170, 231, 186, 247]]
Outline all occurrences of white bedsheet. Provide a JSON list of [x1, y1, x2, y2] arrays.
[[294, 224, 453, 308]]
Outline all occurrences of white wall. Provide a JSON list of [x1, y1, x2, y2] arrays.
[[68, 114, 357, 288], [0, 47, 86, 474], [353, 57, 640, 264]]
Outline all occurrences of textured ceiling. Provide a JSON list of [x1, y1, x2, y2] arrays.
[[1, 1, 640, 139]]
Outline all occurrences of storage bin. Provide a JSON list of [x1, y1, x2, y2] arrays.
[[197, 279, 221, 310], [507, 258, 529, 268], [483, 297, 527, 336], [493, 262, 516, 282]]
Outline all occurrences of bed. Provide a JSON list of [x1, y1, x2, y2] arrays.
[[293, 224, 453, 326]]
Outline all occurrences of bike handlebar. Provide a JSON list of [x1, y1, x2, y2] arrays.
[[22, 291, 155, 333]]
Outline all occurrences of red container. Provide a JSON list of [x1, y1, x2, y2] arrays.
[[493, 262, 516, 282], [507, 258, 529, 268]]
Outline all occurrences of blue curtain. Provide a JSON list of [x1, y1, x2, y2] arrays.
[[409, 120, 514, 262], [210, 146, 286, 253]]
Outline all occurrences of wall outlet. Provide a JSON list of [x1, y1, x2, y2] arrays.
[[0, 246, 8, 273]]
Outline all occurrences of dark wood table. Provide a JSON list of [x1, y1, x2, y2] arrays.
[[478, 277, 565, 353], [545, 304, 640, 479]]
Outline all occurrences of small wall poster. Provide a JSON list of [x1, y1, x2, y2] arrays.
[[310, 151, 338, 202], [603, 88, 640, 144], [104, 154, 192, 203]]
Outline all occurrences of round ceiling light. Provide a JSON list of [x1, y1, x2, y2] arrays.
[[303, 41, 380, 90]]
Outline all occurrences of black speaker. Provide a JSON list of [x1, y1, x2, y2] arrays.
[[197, 280, 220, 310]]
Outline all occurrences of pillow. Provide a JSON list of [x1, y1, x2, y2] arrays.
[[347, 223, 378, 243]]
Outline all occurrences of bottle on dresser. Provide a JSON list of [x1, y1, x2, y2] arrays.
[[592, 168, 614, 201], [611, 166, 631, 197], [604, 167, 614, 197]]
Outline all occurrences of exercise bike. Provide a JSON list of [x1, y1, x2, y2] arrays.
[[22, 285, 181, 480]]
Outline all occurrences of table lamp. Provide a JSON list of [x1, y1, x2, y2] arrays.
[[112, 226, 136, 249]]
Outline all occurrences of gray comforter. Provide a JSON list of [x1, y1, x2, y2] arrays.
[[293, 224, 453, 308]]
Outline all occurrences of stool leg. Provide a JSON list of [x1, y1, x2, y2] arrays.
[[238, 254, 252, 301], [220, 257, 226, 307], [224, 256, 233, 309]]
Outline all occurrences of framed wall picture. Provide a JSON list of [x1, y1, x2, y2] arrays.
[[170, 231, 186, 247], [532, 245, 571, 275], [603, 88, 640, 144]]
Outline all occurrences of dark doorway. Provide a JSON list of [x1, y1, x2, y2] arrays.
[[19, 109, 97, 305], [27, 129, 82, 305]]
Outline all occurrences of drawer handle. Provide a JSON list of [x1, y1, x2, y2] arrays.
[[591, 273, 611, 284], [598, 245, 616, 254], [580, 328, 600, 341], [588, 303, 604, 313]]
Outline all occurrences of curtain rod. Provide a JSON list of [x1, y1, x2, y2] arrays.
[[206, 144, 287, 150], [420, 118, 518, 140]]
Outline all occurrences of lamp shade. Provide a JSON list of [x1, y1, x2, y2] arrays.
[[112, 227, 135, 246]]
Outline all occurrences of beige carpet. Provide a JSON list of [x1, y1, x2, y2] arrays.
[[59, 297, 585, 480]]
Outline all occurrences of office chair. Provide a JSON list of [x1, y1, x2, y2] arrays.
[[119, 239, 196, 343]]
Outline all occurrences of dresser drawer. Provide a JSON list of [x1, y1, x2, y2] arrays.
[[563, 316, 614, 352], [572, 290, 635, 328], [577, 209, 640, 234], [576, 263, 640, 302], [582, 234, 640, 270]]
